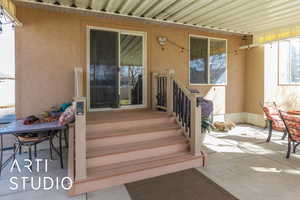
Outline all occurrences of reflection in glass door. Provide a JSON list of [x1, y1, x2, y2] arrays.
[[119, 34, 144, 106], [90, 29, 119, 109]]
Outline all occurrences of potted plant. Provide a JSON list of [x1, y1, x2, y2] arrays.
[[201, 116, 214, 133]]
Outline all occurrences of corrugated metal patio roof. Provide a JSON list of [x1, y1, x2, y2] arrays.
[[14, 0, 300, 36]]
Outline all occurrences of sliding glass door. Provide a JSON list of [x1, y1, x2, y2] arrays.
[[88, 28, 145, 110], [90, 29, 119, 109], [120, 34, 143, 106]]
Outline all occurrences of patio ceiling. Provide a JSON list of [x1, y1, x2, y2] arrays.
[[14, 0, 300, 37]]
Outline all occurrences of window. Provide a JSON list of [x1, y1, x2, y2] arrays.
[[279, 38, 300, 84], [189, 36, 227, 85], [0, 24, 15, 123]]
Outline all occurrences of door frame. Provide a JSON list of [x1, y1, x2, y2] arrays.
[[86, 26, 147, 112]]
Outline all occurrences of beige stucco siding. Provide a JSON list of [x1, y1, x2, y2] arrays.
[[244, 46, 265, 115], [15, 6, 246, 118]]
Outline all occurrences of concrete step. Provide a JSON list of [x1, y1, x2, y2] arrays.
[[71, 152, 205, 196], [87, 124, 182, 148], [86, 135, 189, 168]]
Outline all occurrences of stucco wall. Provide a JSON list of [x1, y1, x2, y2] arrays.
[[244, 46, 265, 115], [15, 6, 246, 118]]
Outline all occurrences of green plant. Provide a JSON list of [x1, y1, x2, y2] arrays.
[[201, 116, 214, 133]]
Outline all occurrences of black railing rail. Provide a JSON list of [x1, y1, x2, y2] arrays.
[[156, 74, 168, 110], [173, 80, 193, 138], [152, 70, 203, 156]]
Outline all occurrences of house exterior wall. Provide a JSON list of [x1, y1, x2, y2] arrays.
[[244, 46, 265, 115], [15, 6, 246, 118]]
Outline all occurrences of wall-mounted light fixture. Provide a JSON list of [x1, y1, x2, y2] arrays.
[[157, 36, 168, 50], [157, 35, 187, 53]]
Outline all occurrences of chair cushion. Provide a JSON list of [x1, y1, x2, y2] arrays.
[[18, 135, 48, 143], [263, 106, 279, 119], [263, 106, 285, 131], [281, 113, 300, 141]]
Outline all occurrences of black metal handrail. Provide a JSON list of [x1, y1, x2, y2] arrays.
[[173, 80, 191, 138], [156, 75, 167, 110]]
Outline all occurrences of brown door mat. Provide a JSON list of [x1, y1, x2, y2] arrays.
[[126, 168, 238, 200]]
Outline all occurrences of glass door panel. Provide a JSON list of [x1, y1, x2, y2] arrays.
[[90, 29, 119, 109], [119, 34, 143, 106]]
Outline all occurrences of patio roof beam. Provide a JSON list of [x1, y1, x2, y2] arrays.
[[105, 0, 123, 13], [216, 0, 300, 29], [188, 0, 252, 25], [166, 0, 213, 21], [90, 0, 107, 11], [249, 14, 300, 33], [205, 0, 285, 27], [176, 0, 235, 24], [154, 0, 195, 19], [74, 0, 89, 9], [118, 0, 139, 15], [143, 0, 177, 18], [13, 0, 257, 35], [223, 1, 300, 31], [42, 0, 56, 4], [58, 0, 72, 7], [131, 0, 158, 16]]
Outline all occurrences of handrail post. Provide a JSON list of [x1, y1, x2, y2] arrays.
[[190, 95, 202, 156], [73, 96, 87, 180], [152, 72, 158, 110], [74, 67, 83, 97], [167, 70, 175, 116]]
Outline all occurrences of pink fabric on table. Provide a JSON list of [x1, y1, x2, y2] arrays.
[[58, 106, 75, 126]]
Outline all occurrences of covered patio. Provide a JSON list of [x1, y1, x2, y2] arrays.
[[1, 0, 300, 199], [1, 125, 299, 200]]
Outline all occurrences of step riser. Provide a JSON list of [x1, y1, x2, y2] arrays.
[[87, 117, 176, 133], [87, 129, 183, 148], [70, 158, 203, 196], [87, 143, 188, 168]]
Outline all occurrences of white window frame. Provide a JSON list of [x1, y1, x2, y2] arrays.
[[189, 34, 227, 86], [278, 38, 300, 86], [86, 26, 148, 112]]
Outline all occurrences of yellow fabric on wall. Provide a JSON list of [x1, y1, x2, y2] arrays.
[[253, 24, 300, 44], [0, 0, 16, 16], [0, 0, 21, 25]]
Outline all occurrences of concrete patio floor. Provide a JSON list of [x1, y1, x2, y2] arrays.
[[0, 124, 299, 200]]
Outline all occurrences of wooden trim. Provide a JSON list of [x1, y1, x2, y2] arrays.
[[70, 156, 204, 196], [68, 124, 75, 196], [74, 67, 83, 98], [73, 97, 87, 180], [190, 97, 202, 156], [152, 72, 158, 110], [167, 70, 174, 115]]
